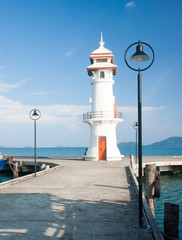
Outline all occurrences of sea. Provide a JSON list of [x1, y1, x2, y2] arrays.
[[0, 145, 182, 238], [155, 173, 182, 239], [0, 145, 182, 158]]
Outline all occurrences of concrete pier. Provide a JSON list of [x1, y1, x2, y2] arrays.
[[131, 156, 182, 177], [0, 157, 152, 240]]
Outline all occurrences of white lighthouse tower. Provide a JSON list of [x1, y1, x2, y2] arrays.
[[83, 34, 123, 161]]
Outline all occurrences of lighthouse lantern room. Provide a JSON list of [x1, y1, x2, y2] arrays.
[[83, 34, 123, 161]]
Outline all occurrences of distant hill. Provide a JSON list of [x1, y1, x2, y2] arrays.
[[118, 137, 182, 148], [147, 137, 182, 148], [118, 142, 136, 148]]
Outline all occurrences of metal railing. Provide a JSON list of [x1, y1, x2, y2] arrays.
[[83, 111, 123, 121]]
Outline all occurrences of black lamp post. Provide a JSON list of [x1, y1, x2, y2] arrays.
[[133, 122, 138, 165], [29, 109, 41, 176], [124, 41, 155, 227]]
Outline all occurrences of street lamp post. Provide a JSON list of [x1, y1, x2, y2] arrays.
[[133, 122, 138, 165], [29, 109, 41, 177], [124, 41, 155, 227]]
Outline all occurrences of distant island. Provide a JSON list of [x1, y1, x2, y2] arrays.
[[0, 137, 182, 149], [118, 137, 182, 148]]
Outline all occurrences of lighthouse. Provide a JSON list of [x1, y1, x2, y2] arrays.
[[83, 34, 123, 161]]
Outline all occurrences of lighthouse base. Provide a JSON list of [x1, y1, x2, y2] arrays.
[[84, 141, 123, 161], [84, 121, 123, 161], [84, 155, 123, 161]]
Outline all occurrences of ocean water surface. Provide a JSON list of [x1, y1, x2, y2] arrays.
[[0, 146, 182, 157], [0, 171, 12, 183], [154, 174, 182, 239]]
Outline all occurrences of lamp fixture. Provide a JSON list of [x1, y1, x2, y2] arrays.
[[129, 41, 150, 62]]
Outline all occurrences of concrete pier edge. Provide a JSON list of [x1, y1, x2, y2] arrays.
[[129, 165, 164, 240], [0, 161, 62, 188]]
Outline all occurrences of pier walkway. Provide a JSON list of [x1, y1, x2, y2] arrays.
[[0, 158, 152, 239]]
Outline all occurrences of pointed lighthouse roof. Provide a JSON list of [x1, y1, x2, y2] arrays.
[[87, 33, 117, 76], [91, 33, 112, 55]]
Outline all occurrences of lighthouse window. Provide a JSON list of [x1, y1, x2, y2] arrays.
[[96, 58, 107, 63], [100, 71, 105, 79]]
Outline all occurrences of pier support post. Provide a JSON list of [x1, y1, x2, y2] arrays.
[[13, 162, 19, 178], [9, 156, 14, 162], [145, 164, 156, 217], [164, 202, 179, 240], [130, 155, 134, 169]]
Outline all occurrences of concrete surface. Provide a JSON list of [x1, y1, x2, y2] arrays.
[[131, 156, 182, 177], [0, 158, 152, 240]]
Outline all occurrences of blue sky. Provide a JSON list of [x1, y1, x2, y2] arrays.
[[0, 0, 181, 147]]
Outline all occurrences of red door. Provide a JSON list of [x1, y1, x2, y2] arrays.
[[114, 104, 117, 118], [98, 136, 106, 160]]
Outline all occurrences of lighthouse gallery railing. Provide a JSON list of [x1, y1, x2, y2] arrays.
[[83, 111, 123, 121]]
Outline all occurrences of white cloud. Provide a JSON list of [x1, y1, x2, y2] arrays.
[[143, 106, 166, 112], [0, 95, 90, 147], [0, 96, 28, 123], [0, 95, 168, 147], [0, 95, 89, 127], [125, 1, 136, 7], [65, 50, 74, 57], [0, 79, 28, 93], [118, 105, 166, 114], [39, 104, 90, 129], [0, 94, 165, 127]]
